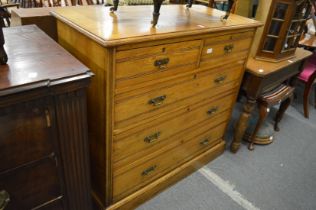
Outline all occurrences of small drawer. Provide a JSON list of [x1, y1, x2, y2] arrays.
[[204, 30, 254, 46], [112, 120, 228, 201], [0, 157, 62, 210], [115, 40, 201, 80], [202, 37, 253, 59], [114, 63, 243, 128], [113, 92, 236, 160], [200, 31, 253, 69], [0, 103, 54, 172]]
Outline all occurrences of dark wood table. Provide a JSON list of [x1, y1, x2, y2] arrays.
[[299, 33, 316, 49], [230, 48, 312, 153], [11, 7, 58, 41]]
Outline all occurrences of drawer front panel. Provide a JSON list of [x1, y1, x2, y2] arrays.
[[113, 121, 227, 200], [115, 79, 240, 132], [202, 38, 252, 60], [114, 92, 235, 152], [114, 110, 231, 172], [0, 158, 61, 210], [115, 40, 201, 79], [204, 30, 254, 46], [114, 64, 243, 127], [0, 104, 54, 172], [200, 50, 248, 69]]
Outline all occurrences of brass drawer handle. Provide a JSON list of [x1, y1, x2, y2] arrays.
[[214, 76, 227, 84], [224, 44, 234, 54], [45, 109, 51, 128], [142, 165, 157, 176], [154, 58, 169, 70], [200, 138, 210, 146], [0, 190, 10, 210], [207, 106, 218, 115], [148, 95, 166, 106], [144, 132, 161, 143]]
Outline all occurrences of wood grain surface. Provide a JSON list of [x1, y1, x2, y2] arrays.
[[52, 5, 261, 47]]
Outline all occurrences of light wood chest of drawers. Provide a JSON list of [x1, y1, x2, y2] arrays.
[[52, 5, 261, 209]]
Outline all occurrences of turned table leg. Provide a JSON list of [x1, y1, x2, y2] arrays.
[[110, 0, 119, 11], [152, 0, 164, 26], [230, 98, 256, 153], [248, 103, 269, 150], [186, 0, 193, 8], [274, 95, 293, 131]]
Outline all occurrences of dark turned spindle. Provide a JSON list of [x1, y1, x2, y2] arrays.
[[109, 0, 119, 12], [152, 0, 164, 26], [221, 0, 234, 21], [108, 0, 165, 26], [0, 16, 7, 65], [186, 0, 193, 8]]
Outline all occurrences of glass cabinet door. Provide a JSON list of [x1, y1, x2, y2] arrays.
[[281, 0, 311, 53], [262, 2, 290, 53]]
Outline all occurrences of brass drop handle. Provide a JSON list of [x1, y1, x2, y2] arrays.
[[142, 165, 157, 176], [0, 190, 10, 210], [207, 106, 218, 115], [154, 58, 169, 70], [224, 44, 234, 54], [144, 132, 161, 143], [200, 138, 209, 146], [45, 109, 51, 128], [148, 95, 166, 106], [214, 75, 227, 84]]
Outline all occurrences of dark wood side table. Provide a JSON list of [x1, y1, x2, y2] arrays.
[[299, 33, 316, 49], [11, 8, 58, 41], [230, 48, 312, 153], [0, 25, 93, 210]]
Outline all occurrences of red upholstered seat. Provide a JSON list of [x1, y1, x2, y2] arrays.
[[297, 51, 316, 118], [298, 62, 316, 82]]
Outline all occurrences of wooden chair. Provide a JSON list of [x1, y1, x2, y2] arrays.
[[248, 84, 295, 150], [298, 52, 316, 118]]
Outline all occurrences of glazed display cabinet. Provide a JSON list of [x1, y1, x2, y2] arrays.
[[256, 0, 312, 61]]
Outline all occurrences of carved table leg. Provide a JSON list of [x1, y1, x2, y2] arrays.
[[186, 0, 193, 8], [248, 103, 269, 150], [0, 14, 8, 65], [314, 85, 316, 108], [152, 0, 164, 26], [230, 98, 256, 153], [110, 0, 119, 12], [274, 95, 293, 131]]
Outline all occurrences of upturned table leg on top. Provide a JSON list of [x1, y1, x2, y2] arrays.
[[230, 98, 256, 153]]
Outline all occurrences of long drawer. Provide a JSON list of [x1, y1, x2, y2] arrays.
[[114, 110, 231, 172], [114, 63, 243, 130], [113, 92, 235, 159], [0, 157, 62, 210], [0, 103, 54, 173], [112, 119, 228, 201], [115, 40, 201, 80]]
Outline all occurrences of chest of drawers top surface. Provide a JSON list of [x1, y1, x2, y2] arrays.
[[51, 5, 261, 47], [0, 25, 90, 96]]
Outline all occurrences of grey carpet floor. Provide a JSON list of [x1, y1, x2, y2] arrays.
[[137, 85, 316, 210]]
